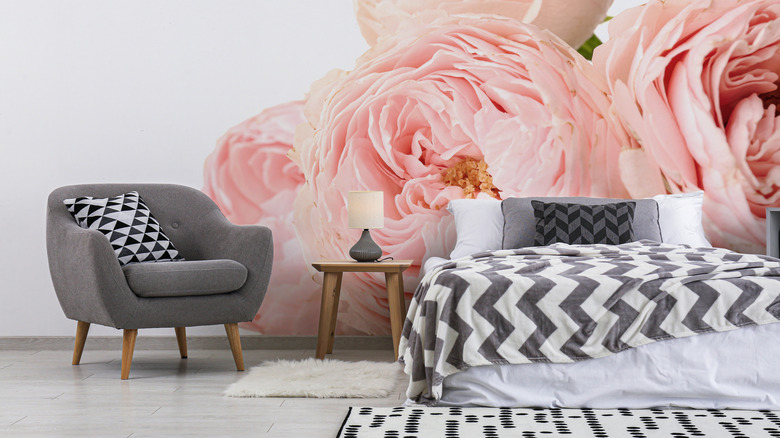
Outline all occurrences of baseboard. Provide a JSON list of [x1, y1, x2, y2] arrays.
[[0, 335, 394, 351]]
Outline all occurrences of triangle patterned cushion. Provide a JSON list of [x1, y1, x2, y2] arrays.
[[63, 191, 184, 266]]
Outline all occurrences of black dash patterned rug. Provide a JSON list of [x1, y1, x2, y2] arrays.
[[337, 406, 780, 437]]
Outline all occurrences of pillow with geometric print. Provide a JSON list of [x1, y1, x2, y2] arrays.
[[531, 200, 637, 246], [63, 191, 184, 266]]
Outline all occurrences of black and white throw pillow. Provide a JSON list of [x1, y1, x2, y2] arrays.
[[532, 200, 636, 246], [64, 191, 184, 266]]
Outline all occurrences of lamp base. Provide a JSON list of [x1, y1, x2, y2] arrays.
[[349, 229, 382, 262]]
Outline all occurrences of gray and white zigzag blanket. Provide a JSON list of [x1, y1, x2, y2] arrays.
[[398, 241, 780, 404]]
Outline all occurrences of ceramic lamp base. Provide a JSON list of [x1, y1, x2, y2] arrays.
[[349, 229, 382, 262]]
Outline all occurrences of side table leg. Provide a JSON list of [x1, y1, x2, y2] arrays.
[[316, 272, 342, 359], [327, 273, 343, 354], [385, 272, 406, 361]]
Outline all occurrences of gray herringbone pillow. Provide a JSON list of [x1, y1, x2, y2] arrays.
[[532, 200, 636, 246]]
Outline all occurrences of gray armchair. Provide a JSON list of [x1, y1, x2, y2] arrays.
[[46, 183, 273, 379]]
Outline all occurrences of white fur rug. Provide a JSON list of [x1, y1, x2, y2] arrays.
[[223, 358, 404, 398]]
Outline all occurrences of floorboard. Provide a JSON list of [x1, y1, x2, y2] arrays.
[[0, 347, 401, 437]]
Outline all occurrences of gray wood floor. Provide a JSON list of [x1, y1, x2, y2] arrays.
[[0, 347, 405, 437]]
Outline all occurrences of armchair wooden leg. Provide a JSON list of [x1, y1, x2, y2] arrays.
[[121, 329, 138, 380], [224, 323, 244, 371], [174, 327, 187, 359], [72, 321, 90, 365]]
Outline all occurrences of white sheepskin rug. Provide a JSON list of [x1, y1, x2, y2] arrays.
[[223, 358, 404, 398]]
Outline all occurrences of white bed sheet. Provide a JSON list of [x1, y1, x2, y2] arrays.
[[437, 322, 780, 409]]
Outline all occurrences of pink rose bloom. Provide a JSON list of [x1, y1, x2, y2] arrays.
[[593, 0, 780, 253], [353, 0, 613, 48], [292, 15, 630, 335], [203, 100, 322, 335]]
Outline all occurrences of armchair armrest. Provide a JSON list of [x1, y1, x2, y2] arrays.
[[46, 214, 142, 329], [177, 210, 274, 317]]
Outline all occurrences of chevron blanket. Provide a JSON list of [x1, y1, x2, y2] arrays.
[[399, 241, 780, 404]]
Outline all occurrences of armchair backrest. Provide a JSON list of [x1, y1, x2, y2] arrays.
[[47, 183, 226, 261]]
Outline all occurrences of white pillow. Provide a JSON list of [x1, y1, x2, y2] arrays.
[[652, 191, 712, 248], [447, 199, 504, 259]]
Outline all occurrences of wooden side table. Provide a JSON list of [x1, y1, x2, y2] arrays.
[[311, 260, 413, 360]]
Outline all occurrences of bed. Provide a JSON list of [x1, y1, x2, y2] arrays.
[[399, 193, 780, 409]]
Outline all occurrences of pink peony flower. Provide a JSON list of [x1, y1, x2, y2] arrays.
[[292, 15, 631, 335], [593, 0, 780, 253], [353, 0, 613, 49], [203, 100, 322, 335]]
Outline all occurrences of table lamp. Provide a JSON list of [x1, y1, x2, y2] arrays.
[[348, 191, 384, 262]]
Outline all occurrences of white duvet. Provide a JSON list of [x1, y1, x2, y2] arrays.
[[437, 316, 780, 409]]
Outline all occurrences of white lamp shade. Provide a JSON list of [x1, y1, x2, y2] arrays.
[[348, 191, 384, 229]]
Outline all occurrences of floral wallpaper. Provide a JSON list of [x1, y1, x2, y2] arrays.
[[593, 0, 780, 254], [203, 0, 780, 335]]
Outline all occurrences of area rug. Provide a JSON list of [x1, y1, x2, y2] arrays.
[[223, 358, 403, 398], [337, 406, 780, 437]]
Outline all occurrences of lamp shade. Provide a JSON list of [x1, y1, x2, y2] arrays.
[[348, 191, 384, 229]]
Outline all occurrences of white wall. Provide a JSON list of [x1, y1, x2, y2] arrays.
[[0, 0, 368, 336], [0, 0, 644, 337]]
